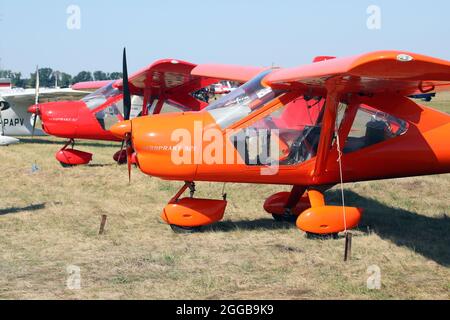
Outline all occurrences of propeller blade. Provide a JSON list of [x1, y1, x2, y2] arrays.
[[34, 65, 39, 106], [31, 112, 38, 138], [122, 48, 131, 121], [126, 142, 132, 183], [116, 139, 126, 164], [32, 65, 40, 139]]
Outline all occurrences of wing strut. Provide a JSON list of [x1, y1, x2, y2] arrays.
[[313, 85, 341, 177]]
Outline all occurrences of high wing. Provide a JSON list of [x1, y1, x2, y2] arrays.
[[115, 59, 265, 111], [265, 50, 450, 96], [191, 64, 267, 83], [1, 88, 90, 105], [263, 50, 450, 177], [72, 80, 113, 92]]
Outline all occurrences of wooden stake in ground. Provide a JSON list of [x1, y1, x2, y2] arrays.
[[99, 215, 107, 235], [344, 232, 352, 262]]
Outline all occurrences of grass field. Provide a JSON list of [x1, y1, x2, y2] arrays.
[[0, 96, 449, 300]]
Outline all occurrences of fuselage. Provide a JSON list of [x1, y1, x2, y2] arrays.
[[1, 87, 88, 137], [114, 88, 450, 187]]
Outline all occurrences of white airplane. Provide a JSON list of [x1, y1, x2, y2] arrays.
[[0, 75, 96, 146]]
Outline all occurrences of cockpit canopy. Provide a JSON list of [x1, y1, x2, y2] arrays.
[[82, 82, 119, 110], [205, 70, 283, 129]]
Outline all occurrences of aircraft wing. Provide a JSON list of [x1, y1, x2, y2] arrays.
[[72, 80, 113, 91], [263, 50, 450, 177], [265, 50, 450, 96], [190, 64, 266, 83], [114, 59, 265, 111], [1, 88, 89, 105]]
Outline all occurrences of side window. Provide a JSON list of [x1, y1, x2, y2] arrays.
[[344, 105, 408, 153], [230, 96, 326, 166], [148, 99, 188, 114], [95, 102, 122, 130]]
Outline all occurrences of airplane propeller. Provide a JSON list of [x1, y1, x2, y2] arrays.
[[123, 48, 131, 122], [120, 48, 133, 182], [31, 65, 40, 138]]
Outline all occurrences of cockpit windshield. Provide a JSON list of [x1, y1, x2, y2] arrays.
[[205, 70, 283, 129], [82, 82, 121, 110]]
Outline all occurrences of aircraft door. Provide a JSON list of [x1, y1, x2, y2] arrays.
[[229, 96, 326, 167], [94, 97, 124, 131]]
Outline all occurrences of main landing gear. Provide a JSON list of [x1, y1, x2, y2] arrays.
[[55, 139, 93, 167], [113, 149, 128, 165], [162, 182, 227, 233], [264, 186, 363, 238]]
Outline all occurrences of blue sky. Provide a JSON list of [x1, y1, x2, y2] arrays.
[[1, 0, 449, 76]]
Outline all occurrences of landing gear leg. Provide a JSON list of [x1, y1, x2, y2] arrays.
[[167, 182, 202, 233], [270, 185, 307, 223], [59, 139, 75, 167], [162, 181, 227, 233], [55, 138, 93, 167]]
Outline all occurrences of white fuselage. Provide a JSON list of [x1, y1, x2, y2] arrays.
[[0, 87, 89, 138]]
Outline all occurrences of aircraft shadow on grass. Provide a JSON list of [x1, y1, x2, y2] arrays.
[[0, 203, 46, 216], [86, 164, 116, 168], [205, 218, 296, 233], [204, 190, 450, 266], [18, 138, 119, 149], [325, 190, 450, 266]]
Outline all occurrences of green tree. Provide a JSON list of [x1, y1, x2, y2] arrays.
[[109, 72, 122, 80], [72, 71, 93, 84], [11, 72, 25, 87], [50, 71, 61, 87], [0, 70, 26, 87], [60, 72, 73, 88], [29, 67, 54, 88], [0, 69, 12, 79], [93, 71, 108, 81]]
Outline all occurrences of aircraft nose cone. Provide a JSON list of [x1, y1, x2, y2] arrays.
[[111, 120, 132, 139], [28, 104, 39, 114]]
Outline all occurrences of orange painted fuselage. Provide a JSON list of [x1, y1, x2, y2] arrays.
[[123, 94, 450, 186]]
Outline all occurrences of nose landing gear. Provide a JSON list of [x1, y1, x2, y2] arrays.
[[55, 139, 93, 167], [162, 182, 228, 233]]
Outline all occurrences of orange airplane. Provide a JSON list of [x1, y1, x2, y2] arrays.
[[111, 50, 450, 237], [27, 50, 264, 166]]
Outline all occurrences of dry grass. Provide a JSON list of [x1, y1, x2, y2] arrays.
[[0, 97, 449, 300]]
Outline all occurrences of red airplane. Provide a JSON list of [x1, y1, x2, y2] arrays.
[[28, 52, 264, 167], [110, 50, 450, 237]]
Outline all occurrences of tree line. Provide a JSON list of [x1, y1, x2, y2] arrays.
[[0, 68, 123, 88]]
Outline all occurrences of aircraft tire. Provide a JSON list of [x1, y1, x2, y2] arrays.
[[170, 224, 202, 234], [59, 162, 74, 168], [271, 214, 298, 223], [305, 232, 339, 240]]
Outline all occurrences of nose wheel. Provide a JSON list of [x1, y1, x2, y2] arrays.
[[59, 162, 74, 168], [162, 182, 227, 233], [55, 139, 93, 167], [170, 225, 202, 234]]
